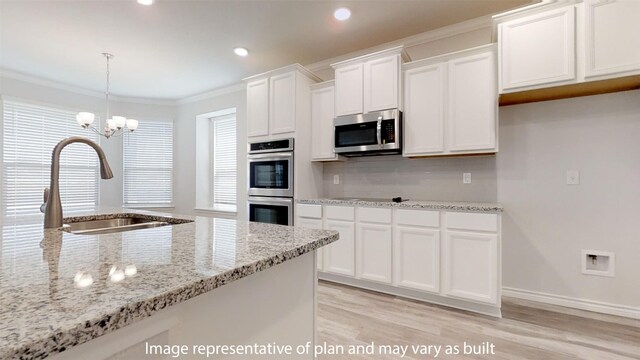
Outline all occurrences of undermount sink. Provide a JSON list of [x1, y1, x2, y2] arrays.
[[62, 214, 192, 235]]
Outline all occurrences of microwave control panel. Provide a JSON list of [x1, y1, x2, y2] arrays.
[[381, 119, 396, 144]]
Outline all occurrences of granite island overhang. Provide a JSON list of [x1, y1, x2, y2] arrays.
[[0, 208, 338, 360]]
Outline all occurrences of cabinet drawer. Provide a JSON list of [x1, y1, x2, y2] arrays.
[[395, 209, 440, 227], [358, 207, 392, 224], [325, 205, 355, 221], [446, 212, 497, 232], [296, 204, 322, 219]]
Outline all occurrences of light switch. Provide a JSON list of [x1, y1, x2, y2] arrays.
[[566, 170, 580, 185], [463, 173, 471, 184]]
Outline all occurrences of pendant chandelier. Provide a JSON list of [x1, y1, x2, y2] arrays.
[[76, 53, 139, 138]]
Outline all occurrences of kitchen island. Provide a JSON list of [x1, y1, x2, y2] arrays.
[[0, 209, 338, 360]]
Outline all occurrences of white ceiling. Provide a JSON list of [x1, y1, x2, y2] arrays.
[[0, 0, 532, 100]]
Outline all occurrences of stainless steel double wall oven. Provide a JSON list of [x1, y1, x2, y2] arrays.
[[247, 138, 294, 226]]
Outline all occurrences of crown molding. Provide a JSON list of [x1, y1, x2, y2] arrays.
[[176, 83, 246, 105], [304, 14, 494, 74], [0, 68, 178, 106], [242, 63, 322, 83]]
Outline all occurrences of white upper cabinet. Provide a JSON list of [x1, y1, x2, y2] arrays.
[[364, 55, 400, 113], [583, 0, 640, 79], [269, 72, 296, 135], [333, 47, 408, 116], [245, 65, 320, 139], [496, 1, 640, 99], [402, 45, 497, 157], [310, 82, 340, 161], [335, 63, 364, 116], [448, 51, 497, 152], [498, 6, 576, 93], [246, 78, 269, 137], [403, 63, 446, 156]]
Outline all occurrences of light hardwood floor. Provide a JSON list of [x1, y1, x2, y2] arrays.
[[317, 281, 640, 360]]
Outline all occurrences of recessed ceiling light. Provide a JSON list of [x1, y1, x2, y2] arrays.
[[137, 0, 154, 5], [234, 47, 249, 57], [334, 7, 351, 21]]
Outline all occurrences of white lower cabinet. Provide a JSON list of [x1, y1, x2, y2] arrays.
[[310, 203, 501, 316], [394, 226, 440, 293], [323, 219, 356, 277], [356, 222, 392, 284], [443, 231, 498, 304]]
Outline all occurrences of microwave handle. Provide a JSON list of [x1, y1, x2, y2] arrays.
[[376, 119, 382, 146]]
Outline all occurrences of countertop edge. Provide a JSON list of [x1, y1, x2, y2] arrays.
[[4, 231, 339, 360], [296, 199, 504, 213]]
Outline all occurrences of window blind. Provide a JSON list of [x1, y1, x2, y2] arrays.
[[2, 101, 100, 217], [210, 114, 237, 207], [123, 120, 173, 206]]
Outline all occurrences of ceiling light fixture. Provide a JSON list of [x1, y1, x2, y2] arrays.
[[234, 47, 249, 57], [334, 7, 351, 21], [76, 53, 139, 139], [137, 0, 154, 5]]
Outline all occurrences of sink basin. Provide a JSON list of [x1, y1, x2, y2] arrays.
[[62, 214, 191, 235]]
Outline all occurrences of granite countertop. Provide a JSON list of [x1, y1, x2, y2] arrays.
[[0, 208, 338, 360], [297, 198, 503, 213]]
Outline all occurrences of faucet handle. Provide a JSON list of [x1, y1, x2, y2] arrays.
[[40, 187, 49, 213]]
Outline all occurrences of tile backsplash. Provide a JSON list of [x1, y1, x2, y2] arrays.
[[322, 155, 497, 202]]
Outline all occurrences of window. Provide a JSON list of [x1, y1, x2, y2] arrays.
[[210, 113, 237, 210], [123, 120, 173, 206], [2, 101, 100, 217]]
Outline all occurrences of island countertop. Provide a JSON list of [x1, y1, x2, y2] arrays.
[[0, 208, 338, 360], [296, 198, 503, 213]]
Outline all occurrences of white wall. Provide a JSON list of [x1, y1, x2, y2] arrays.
[[173, 89, 247, 219], [497, 90, 640, 309]]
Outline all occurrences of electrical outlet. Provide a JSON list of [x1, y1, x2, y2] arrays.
[[333, 174, 340, 185], [566, 170, 580, 185], [463, 173, 471, 184]]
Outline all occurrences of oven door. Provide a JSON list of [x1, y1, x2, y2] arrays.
[[248, 152, 294, 197], [248, 197, 293, 226]]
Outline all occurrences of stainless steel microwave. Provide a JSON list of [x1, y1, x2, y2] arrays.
[[334, 109, 402, 156]]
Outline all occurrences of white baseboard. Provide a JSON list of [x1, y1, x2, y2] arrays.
[[502, 287, 640, 320]]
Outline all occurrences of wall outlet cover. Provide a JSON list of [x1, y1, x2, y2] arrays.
[[333, 174, 340, 185], [463, 173, 472, 184]]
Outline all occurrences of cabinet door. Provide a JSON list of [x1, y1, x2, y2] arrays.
[[269, 72, 296, 135], [498, 6, 576, 92], [448, 52, 497, 152], [296, 217, 324, 271], [311, 86, 336, 160], [443, 231, 498, 304], [246, 78, 269, 137], [403, 63, 445, 156], [394, 226, 440, 293], [323, 220, 355, 277], [584, 0, 640, 78], [335, 63, 364, 116], [356, 223, 392, 284], [364, 55, 400, 113]]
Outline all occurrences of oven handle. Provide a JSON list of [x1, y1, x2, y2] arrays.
[[247, 152, 293, 160], [376, 119, 382, 146], [247, 196, 294, 206]]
